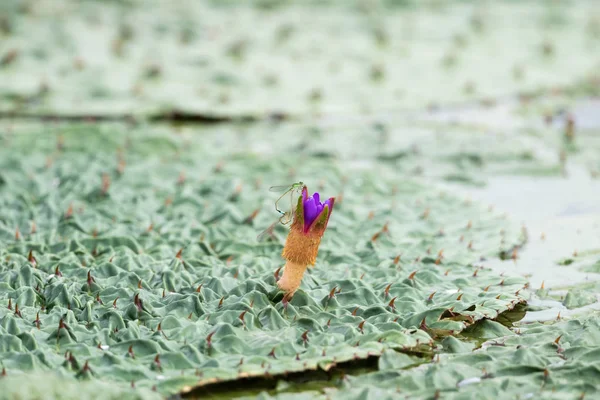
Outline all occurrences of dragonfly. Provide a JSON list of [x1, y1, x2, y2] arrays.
[[269, 181, 304, 218], [256, 181, 304, 242]]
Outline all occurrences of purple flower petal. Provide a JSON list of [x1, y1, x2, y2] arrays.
[[304, 196, 318, 230], [313, 192, 320, 204]]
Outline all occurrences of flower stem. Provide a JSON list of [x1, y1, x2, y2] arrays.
[[277, 260, 308, 297]]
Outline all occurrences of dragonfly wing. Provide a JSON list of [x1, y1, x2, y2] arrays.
[[269, 185, 292, 192], [257, 220, 278, 242]]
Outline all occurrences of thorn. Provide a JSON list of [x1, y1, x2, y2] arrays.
[[322, 349, 326, 357], [137, 280, 143, 289], [472, 268, 478, 277], [30, 221, 37, 234], [268, 348, 276, 358], [444, 269, 450, 276], [188, 312, 193, 319], [133, 293, 142, 311], [540, 281, 545, 290], [408, 271, 417, 280], [239, 310, 247, 324], [384, 283, 392, 297], [55, 265, 62, 277], [388, 297, 397, 310], [14, 303, 22, 317], [7, 298, 12, 310], [352, 307, 359, 316], [421, 208, 430, 219], [329, 286, 337, 299], [393, 254, 401, 264], [87, 271, 95, 287], [301, 330, 309, 344], [556, 311, 561, 320], [457, 293, 463, 301], [249, 299, 254, 308], [358, 320, 365, 333], [218, 297, 224, 308], [499, 279, 505, 286], [427, 292, 436, 301], [101, 173, 110, 194], [467, 240, 473, 250], [359, 272, 365, 280], [65, 204, 73, 219], [113, 297, 119, 308], [206, 331, 215, 347], [175, 248, 183, 259], [274, 267, 282, 281], [34, 312, 41, 329], [162, 289, 165, 298], [243, 209, 260, 224], [28, 250, 37, 267], [483, 285, 490, 292], [554, 335, 562, 345], [196, 284, 203, 293], [327, 319, 331, 327]]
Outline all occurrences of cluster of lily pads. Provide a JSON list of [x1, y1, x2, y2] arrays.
[[0, 121, 529, 398]]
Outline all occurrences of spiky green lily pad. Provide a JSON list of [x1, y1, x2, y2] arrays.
[[0, 121, 527, 396], [0, 0, 599, 117]]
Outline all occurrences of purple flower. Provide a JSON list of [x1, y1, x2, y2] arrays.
[[303, 190, 333, 233]]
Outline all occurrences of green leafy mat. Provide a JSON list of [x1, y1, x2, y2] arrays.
[[307, 315, 600, 400], [0, 122, 527, 396], [1, 0, 599, 117]]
